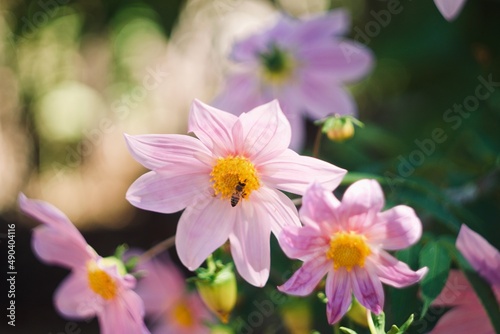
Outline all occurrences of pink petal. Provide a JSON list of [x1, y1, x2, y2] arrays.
[[351, 265, 384, 314], [238, 100, 291, 163], [287, 111, 306, 151], [339, 179, 385, 231], [279, 225, 329, 261], [296, 74, 357, 119], [325, 269, 352, 324], [300, 40, 374, 83], [372, 250, 428, 288], [99, 290, 149, 334], [431, 270, 476, 307], [212, 72, 267, 116], [19, 194, 93, 269], [124, 133, 213, 171], [229, 203, 273, 287], [188, 99, 238, 157], [299, 182, 341, 232], [259, 149, 346, 195], [366, 205, 423, 250], [251, 186, 300, 236], [294, 9, 351, 43], [434, 0, 467, 21], [135, 257, 185, 316], [456, 224, 500, 285], [54, 271, 99, 318], [278, 256, 331, 296], [176, 196, 236, 271], [429, 304, 493, 334], [126, 171, 211, 214]]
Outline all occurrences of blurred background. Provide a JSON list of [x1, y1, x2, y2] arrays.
[[0, 0, 499, 333]]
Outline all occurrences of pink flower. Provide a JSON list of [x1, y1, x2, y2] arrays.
[[277, 180, 427, 324], [430, 225, 500, 334], [125, 99, 346, 287], [18, 194, 149, 334], [434, 0, 467, 21], [134, 256, 212, 334], [213, 10, 373, 149]]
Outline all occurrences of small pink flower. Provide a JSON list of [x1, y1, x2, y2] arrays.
[[134, 256, 212, 334], [434, 0, 467, 21], [278, 180, 427, 324], [430, 225, 500, 334], [213, 10, 374, 149], [18, 194, 149, 334], [125, 99, 346, 287]]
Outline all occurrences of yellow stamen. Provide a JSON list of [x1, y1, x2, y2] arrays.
[[259, 45, 296, 85], [87, 262, 117, 300], [326, 232, 371, 271], [210, 156, 260, 204], [172, 301, 194, 327]]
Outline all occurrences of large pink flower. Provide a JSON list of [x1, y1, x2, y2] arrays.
[[18, 194, 149, 334], [213, 10, 373, 149], [430, 224, 500, 334], [278, 180, 427, 324], [125, 99, 346, 287], [134, 256, 212, 334], [434, 0, 467, 21]]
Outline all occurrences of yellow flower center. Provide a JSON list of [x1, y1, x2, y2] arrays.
[[87, 262, 117, 300], [172, 301, 194, 327], [326, 232, 371, 271], [210, 156, 260, 206], [259, 45, 296, 85]]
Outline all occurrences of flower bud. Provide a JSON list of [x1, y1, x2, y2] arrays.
[[281, 299, 312, 334], [316, 115, 363, 142], [346, 297, 369, 327], [194, 262, 237, 323]]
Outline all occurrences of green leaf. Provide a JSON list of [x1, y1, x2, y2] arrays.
[[369, 312, 386, 334], [392, 244, 422, 324], [386, 313, 414, 334], [419, 241, 452, 318], [339, 327, 358, 334]]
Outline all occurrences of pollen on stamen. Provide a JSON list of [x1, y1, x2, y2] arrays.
[[87, 262, 117, 300], [326, 232, 371, 272], [210, 156, 260, 202]]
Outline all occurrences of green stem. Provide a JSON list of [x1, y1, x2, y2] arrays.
[[138, 235, 175, 264], [313, 126, 323, 158]]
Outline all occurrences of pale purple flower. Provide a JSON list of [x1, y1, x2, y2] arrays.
[[434, 0, 467, 21], [429, 224, 500, 333], [134, 256, 212, 334], [278, 180, 427, 324], [18, 194, 149, 334], [213, 10, 374, 150], [125, 99, 346, 287]]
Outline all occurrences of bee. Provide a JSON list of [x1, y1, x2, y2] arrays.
[[230, 181, 246, 207]]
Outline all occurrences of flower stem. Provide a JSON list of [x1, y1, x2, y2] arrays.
[[138, 235, 176, 264], [313, 126, 323, 158]]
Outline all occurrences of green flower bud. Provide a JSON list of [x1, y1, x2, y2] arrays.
[[194, 261, 237, 323], [316, 115, 364, 142]]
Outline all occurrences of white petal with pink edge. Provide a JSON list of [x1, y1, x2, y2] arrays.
[[229, 203, 273, 287], [188, 99, 238, 157], [176, 196, 236, 271], [279, 225, 328, 261], [124, 133, 213, 171], [259, 149, 346, 195], [300, 182, 340, 232], [126, 171, 211, 214]]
